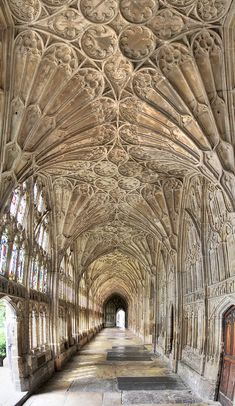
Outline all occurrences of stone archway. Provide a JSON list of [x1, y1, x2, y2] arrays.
[[116, 308, 125, 329], [104, 295, 128, 328], [0, 297, 21, 391]]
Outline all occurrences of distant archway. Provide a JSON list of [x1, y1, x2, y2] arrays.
[[116, 309, 125, 329], [104, 294, 128, 328]]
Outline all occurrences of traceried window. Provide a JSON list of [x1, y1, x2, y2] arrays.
[[38, 224, 44, 247], [17, 194, 26, 224], [0, 183, 28, 283], [59, 258, 65, 300], [38, 192, 44, 213], [43, 266, 48, 292], [59, 251, 75, 303], [0, 232, 8, 275], [34, 181, 50, 255], [9, 237, 18, 280], [0, 179, 51, 291], [36, 219, 49, 253], [34, 182, 46, 213], [31, 256, 40, 290], [10, 183, 27, 226], [30, 256, 48, 293], [30, 179, 51, 293], [10, 189, 20, 217], [39, 263, 48, 292], [18, 245, 25, 284]]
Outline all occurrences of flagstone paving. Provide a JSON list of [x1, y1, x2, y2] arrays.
[[24, 329, 219, 406]]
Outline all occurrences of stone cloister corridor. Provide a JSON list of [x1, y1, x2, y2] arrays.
[[23, 328, 209, 406], [0, 0, 235, 405]]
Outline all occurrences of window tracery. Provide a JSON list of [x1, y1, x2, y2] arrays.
[[59, 250, 75, 303], [0, 178, 52, 292], [10, 183, 27, 226], [9, 237, 18, 280], [30, 179, 51, 293], [18, 244, 26, 284], [0, 231, 8, 276], [0, 183, 28, 283]]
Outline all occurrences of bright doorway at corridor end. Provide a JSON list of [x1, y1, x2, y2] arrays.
[[116, 309, 125, 328]]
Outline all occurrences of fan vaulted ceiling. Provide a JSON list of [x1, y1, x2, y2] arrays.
[[0, 0, 234, 300]]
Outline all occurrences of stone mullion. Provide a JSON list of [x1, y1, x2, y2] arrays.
[[73, 243, 80, 343], [200, 178, 209, 375], [153, 243, 160, 354], [15, 237, 22, 283], [91, 297, 95, 329], [176, 176, 190, 368], [139, 283, 143, 337], [86, 283, 89, 331], [49, 199, 60, 358], [82, 310, 84, 332], [37, 257, 42, 292], [5, 233, 13, 279], [52, 270, 62, 353], [26, 180, 34, 291], [12, 237, 20, 282], [143, 278, 149, 343]]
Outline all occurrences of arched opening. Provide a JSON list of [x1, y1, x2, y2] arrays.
[[116, 309, 125, 329], [104, 294, 128, 328], [0, 297, 24, 402], [218, 305, 235, 406]]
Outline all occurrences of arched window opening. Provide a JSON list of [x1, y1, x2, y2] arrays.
[[9, 237, 18, 281], [17, 244, 25, 284], [116, 309, 125, 329], [10, 183, 27, 226], [0, 184, 28, 285], [17, 192, 26, 225], [10, 189, 20, 218], [0, 232, 8, 276], [0, 299, 22, 398], [30, 179, 51, 294], [0, 179, 51, 292], [31, 310, 38, 349], [59, 251, 75, 303], [31, 256, 39, 290], [58, 250, 76, 349]]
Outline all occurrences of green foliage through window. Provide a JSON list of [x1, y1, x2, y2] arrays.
[[0, 304, 6, 358]]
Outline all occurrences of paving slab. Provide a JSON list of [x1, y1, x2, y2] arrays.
[[107, 351, 153, 361], [70, 377, 117, 392], [122, 390, 201, 404], [117, 376, 187, 391]]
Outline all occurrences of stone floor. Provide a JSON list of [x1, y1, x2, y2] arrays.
[[24, 329, 217, 406]]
